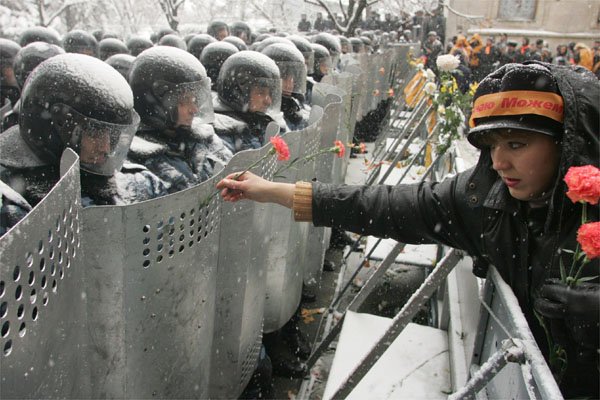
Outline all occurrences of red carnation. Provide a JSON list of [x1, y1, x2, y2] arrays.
[[333, 140, 345, 158], [270, 136, 290, 161], [564, 165, 600, 205], [577, 222, 600, 260]]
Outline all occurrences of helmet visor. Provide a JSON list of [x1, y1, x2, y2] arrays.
[[315, 56, 333, 76], [60, 104, 140, 176], [240, 76, 282, 116], [160, 78, 214, 126], [303, 51, 315, 75], [276, 61, 307, 96]]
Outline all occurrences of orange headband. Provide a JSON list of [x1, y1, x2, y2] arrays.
[[469, 90, 564, 128]]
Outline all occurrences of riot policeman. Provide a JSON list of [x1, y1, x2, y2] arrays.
[[126, 36, 153, 57], [207, 21, 229, 41], [199, 41, 239, 91], [213, 51, 283, 153], [98, 38, 129, 60], [187, 34, 216, 60], [62, 29, 98, 56], [128, 46, 232, 193], [0, 53, 166, 207], [104, 54, 135, 80], [0, 39, 22, 129], [18, 26, 61, 47]]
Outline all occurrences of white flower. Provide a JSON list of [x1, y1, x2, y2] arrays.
[[436, 54, 460, 72], [425, 68, 436, 81], [416, 63, 424, 71], [424, 81, 437, 96], [437, 105, 446, 115]]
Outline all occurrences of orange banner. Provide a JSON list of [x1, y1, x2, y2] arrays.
[[469, 90, 564, 128]]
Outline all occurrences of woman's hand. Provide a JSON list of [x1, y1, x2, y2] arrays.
[[216, 171, 295, 208]]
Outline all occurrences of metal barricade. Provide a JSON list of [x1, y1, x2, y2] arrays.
[[0, 149, 90, 398], [82, 166, 223, 399]]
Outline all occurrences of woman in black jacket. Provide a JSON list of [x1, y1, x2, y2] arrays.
[[216, 62, 600, 398]]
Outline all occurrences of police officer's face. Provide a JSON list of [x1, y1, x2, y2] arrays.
[[80, 131, 111, 166], [176, 93, 199, 127], [487, 129, 560, 202], [281, 76, 294, 97], [319, 61, 329, 75], [248, 86, 272, 113], [216, 28, 228, 41]]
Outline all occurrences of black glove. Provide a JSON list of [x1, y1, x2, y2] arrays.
[[535, 279, 599, 354]]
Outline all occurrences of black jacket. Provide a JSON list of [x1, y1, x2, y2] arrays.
[[310, 62, 599, 397]]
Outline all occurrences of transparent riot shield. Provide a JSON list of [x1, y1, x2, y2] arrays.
[[209, 142, 278, 399], [82, 169, 223, 399], [1, 149, 90, 398]]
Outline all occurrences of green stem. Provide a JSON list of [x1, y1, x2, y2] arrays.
[[567, 241, 581, 282]]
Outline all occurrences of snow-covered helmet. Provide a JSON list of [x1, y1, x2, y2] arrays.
[[261, 43, 307, 97], [217, 51, 282, 115], [309, 43, 331, 81], [287, 35, 315, 75], [158, 34, 187, 51], [312, 32, 341, 65], [199, 41, 239, 90], [126, 36, 153, 57], [254, 36, 294, 53], [98, 38, 128, 60], [229, 21, 252, 44], [0, 39, 21, 104], [207, 21, 229, 40], [187, 34, 216, 59], [62, 30, 98, 56], [105, 54, 136, 80], [222, 36, 248, 51], [18, 26, 61, 47], [129, 46, 213, 129], [18, 54, 139, 175], [13, 42, 65, 89], [349, 37, 364, 53]]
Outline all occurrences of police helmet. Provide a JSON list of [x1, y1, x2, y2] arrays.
[[207, 21, 229, 40], [187, 34, 216, 59], [155, 27, 177, 42], [0, 39, 22, 104], [312, 32, 341, 65], [18, 53, 139, 175], [126, 36, 153, 57], [229, 21, 252, 44], [349, 37, 364, 53], [287, 35, 315, 75], [13, 42, 65, 89], [18, 27, 61, 47], [199, 42, 239, 90], [222, 36, 248, 51], [261, 43, 307, 97], [309, 43, 331, 81], [62, 30, 98, 56], [217, 51, 282, 116], [158, 34, 187, 51], [105, 54, 136, 80], [98, 38, 129, 60], [254, 36, 294, 52], [129, 46, 213, 129]]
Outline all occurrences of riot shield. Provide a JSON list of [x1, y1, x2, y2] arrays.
[[82, 169, 223, 398], [209, 143, 276, 399], [0, 149, 90, 398]]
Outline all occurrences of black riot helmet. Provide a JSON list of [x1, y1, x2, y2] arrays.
[[229, 21, 252, 44], [338, 36, 350, 54], [217, 51, 282, 116], [312, 32, 341, 65], [207, 21, 229, 41], [98, 38, 129, 60], [158, 34, 187, 50], [254, 33, 272, 43], [254, 36, 294, 52], [350, 37, 364, 53], [309, 43, 331, 82], [105, 54, 136, 80], [188, 34, 216, 59], [287, 35, 315, 75], [0, 39, 22, 105], [199, 41, 239, 90], [62, 30, 98, 56], [91, 29, 104, 42], [13, 42, 65, 89], [126, 36, 153, 57], [129, 46, 213, 130], [18, 26, 61, 47], [18, 53, 139, 175], [222, 36, 248, 51], [261, 43, 307, 97], [155, 27, 177, 42]]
